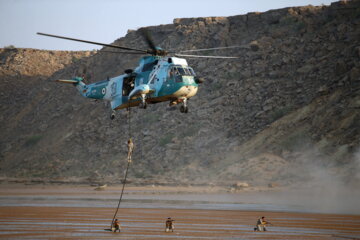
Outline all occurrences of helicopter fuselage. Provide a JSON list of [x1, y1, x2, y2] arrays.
[[71, 56, 199, 113], [38, 31, 238, 117]]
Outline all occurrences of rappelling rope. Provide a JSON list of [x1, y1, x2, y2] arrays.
[[110, 159, 131, 229], [128, 106, 131, 138], [110, 107, 132, 229]]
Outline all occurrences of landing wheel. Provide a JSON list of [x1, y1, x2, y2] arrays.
[[179, 98, 188, 113], [180, 106, 188, 113], [180, 105, 185, 113], [139, 94, 147, 109], [180, 106, 189, 113], [139, 102, 147, 109], [110, 112, 115, 120]]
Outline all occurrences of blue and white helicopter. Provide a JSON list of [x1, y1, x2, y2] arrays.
[[38, 30, 240, 119]]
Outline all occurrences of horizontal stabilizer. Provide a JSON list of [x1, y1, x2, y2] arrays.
[[56, 79, 79, 84]]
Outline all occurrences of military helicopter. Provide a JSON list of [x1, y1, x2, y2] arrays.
[[37, 30, 242, 119]]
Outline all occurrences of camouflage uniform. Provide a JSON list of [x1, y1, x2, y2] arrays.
[[113, 219, 121, 232], [165, 218, 174, 232], [255, 217, 267, 231], [127, 138, 134, 162]]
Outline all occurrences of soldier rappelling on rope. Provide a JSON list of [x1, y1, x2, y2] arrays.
[[108, 110, 134, 233], [112, 219, 121, 232], [127, 138, 134, 163]]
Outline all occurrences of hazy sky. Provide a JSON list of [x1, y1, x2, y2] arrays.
[[0, 0, 336, 50]]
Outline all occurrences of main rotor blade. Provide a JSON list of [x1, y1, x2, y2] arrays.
[[139, 28, 156, 52], [175, 54, 239, 59], [98, 50, 146, 55], [37, 32, 148, 53], [177, 45, 248, 53]]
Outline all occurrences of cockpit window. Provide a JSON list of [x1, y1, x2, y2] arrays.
[[171, 66, 196, 76], [183, 68, 191, 75], [177, 67, 186, 75], [188, 67, 196, 76], [173, 67, 180, 76]]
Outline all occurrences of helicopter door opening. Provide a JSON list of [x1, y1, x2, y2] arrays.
[[122, 76, 135, 96]]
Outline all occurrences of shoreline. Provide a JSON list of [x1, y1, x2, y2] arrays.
[[1, 182, 360, 215]]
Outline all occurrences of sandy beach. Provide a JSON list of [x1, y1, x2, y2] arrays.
[[0, 183, 359, 239]]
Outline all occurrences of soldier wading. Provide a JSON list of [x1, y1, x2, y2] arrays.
[[165, 217, 175, 232]]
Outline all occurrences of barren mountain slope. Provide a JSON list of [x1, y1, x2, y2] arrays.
[[0, 1, 359, 187]]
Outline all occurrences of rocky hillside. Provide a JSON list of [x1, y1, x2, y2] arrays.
[[0, 1, 359, 188]]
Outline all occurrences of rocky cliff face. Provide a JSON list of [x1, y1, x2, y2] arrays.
[[1, 1, 359, 187]]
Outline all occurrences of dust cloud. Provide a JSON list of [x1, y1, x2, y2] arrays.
[[270, 148, 360, 214]]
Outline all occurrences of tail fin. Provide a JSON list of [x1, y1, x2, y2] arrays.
[[56, 77, 83, 84]]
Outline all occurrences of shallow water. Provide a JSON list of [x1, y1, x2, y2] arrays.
[[1, 185, 360, 239], [0, 193, 314, 214], [1, 184, 360, 214]]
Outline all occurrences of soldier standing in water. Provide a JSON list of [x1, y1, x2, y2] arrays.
[[165, 217, 175, 232]]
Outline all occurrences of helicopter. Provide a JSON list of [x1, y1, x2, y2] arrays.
[[37, 30, 242, 119]]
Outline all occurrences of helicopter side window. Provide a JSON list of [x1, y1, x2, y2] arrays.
[[142, 60, 158, 72], [167, 68, 173, 79], [174, 67, 182, 82]]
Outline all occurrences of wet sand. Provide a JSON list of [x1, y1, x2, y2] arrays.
[[0, 184, 359, 239], [1, 206, 360, 239]]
